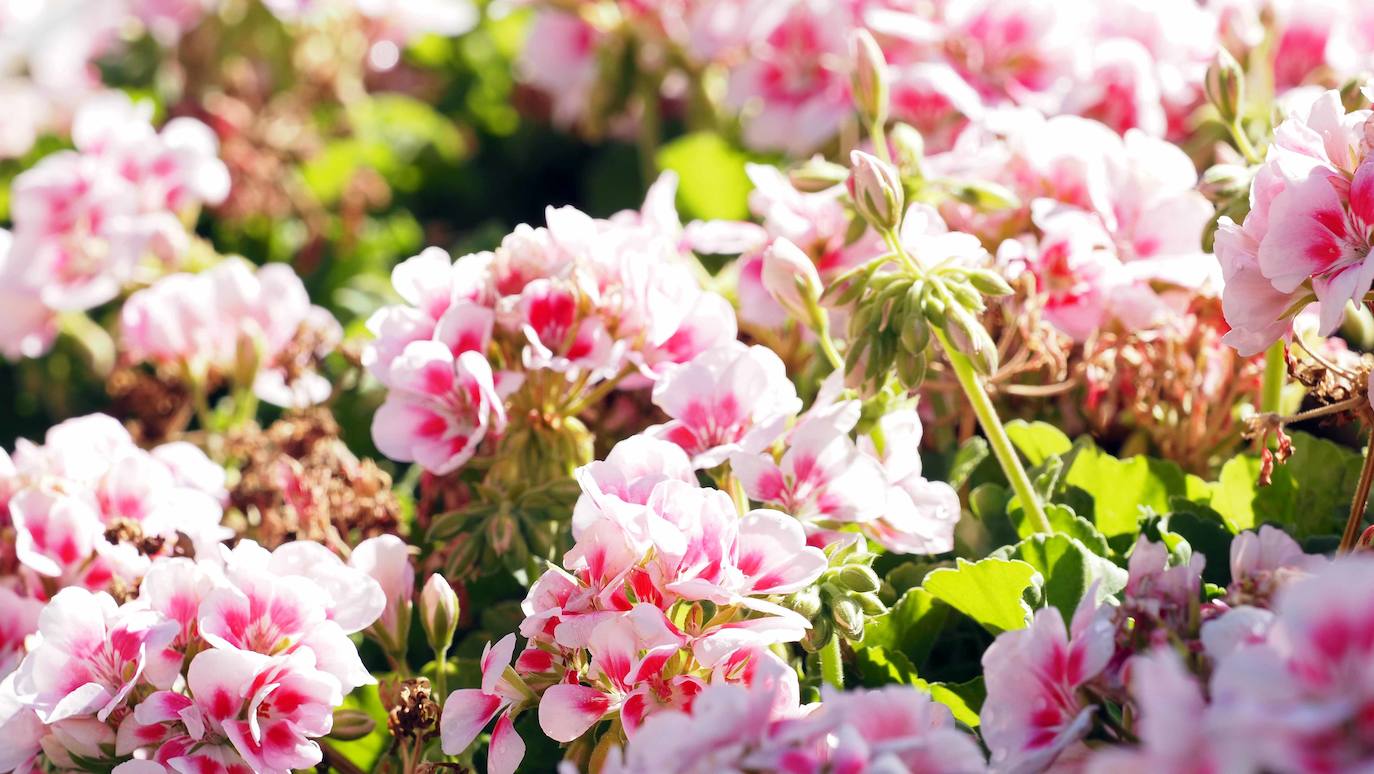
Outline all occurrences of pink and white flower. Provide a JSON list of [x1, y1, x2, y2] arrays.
[[647, 342, 801, 469], [440, 634, 529, 774], [980, 592, 1116, 772], [371, 345, 507, 475]]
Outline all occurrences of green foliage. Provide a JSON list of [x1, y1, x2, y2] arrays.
[[1207, 432, 1371, 538], [655, 132, 755, 221], [994, 533, 1126, 621], [922, 558, 1039, 634]]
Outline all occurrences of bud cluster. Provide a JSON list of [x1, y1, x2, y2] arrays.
[[787, 539, 887, 651]]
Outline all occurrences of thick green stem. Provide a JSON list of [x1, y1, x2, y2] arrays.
[[820, 633, 845, 689], [1261, 341, 1286, 414], [934, 328, 1053, 534], [434, 648, 449, 702]]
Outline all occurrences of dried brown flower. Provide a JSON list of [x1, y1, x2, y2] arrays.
[[381, 677, 440, 743], [227, 409, 401, 550]]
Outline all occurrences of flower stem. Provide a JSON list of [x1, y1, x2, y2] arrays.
[[1261, 341, 1285, 414], [934, 327, 1053, 534], [820, 632, 844, 688], [1340, 437, 1374, 554], [1227, 119, 1261, 165]]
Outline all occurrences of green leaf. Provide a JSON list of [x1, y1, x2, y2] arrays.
[[1207, 432, 1367, 539], [328, 684, 390, 770], [1163, 502, 1236, 586], [1208, 454, 1269, 531], [1064, 440, 1199, 538], [854, 645, 920, 686], [1005, 420, 1072, 465], [1009, 503, 1112, 557], [655, 132, 753, 221], [929, 678, 985, 728], [996, 534, 1127, 620], [922, 558, 1039, 634], [860, 588, 949, 670], [948, 436, 991, 490]]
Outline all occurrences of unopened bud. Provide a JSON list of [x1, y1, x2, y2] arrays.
[[1205, 49, 1245, 124], [1341, 76, 1372, 112], [329, 709, 377, 741], [785, 587, 823, 620], [420, 574, 460, 657], [851, 29, 890, 127], [801, 616, 833, 652], [855, 591, 887, 616], [967, 268, 1015, 297], [889, 123, 925, 178], [762, 238, 824, 322], [789, 157, 850, 193], [486, 512, 517, 555], [847, 150, 904, 233], [838, 565, 880, 593], [896, 351, 928, 389], [946, 308, 999, 376], [1201, 163, 1254, 203], [949, 179, 1020, 211], [831, 595, 865, 639]]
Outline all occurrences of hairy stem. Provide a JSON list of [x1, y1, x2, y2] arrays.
[[820, 633, 845, 689], [934, 328, 1053, 534]]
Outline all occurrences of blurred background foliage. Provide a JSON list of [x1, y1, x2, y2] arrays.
[[0, 0, 755, 457]]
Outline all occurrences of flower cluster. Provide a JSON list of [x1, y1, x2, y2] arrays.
[[1, 413, 228, 606], [0, 93, 228, 360], [364, 174, 744, 475], [1215, 88, 1374, 354], [602, 656, 987, 774], [121, 258, 342, 409], [0, 535, 395, 773], [438, 432, 829, 770], [979, 526, 1336, 771]]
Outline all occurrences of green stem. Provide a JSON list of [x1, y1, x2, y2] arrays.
[[820, 633, 844, 689], [565, 365, 636, 416], [1228, 119, 1261, 165], [869, 120, 891, 165], [804, 296, 845, 372], [434, 642, 450, 702], [1261, 341, 1286, 414], [934, 327, 1053, 534]]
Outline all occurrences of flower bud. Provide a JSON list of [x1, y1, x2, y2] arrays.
[[838, 564, 880, 594], [966, 268, 1015, 297], [1205, 49, 1245, 124], [847, 150, 904, 233], [762, 238, 824, 322], [789, 157, 850, 193], [831, 595, 865, 639], [889, 122, 925, 178], [785, 587, 823, 620], [486, 511, 517, 555], [850, 29, 890, 127], [1200, 163, 1254, 202], [801, 616, 834, 653], [946, 307, 999, 376], [329, 709, 377, 741], [420, 573, 460, 657]]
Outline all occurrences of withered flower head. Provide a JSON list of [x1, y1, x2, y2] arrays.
[[381, 677, 440, 743]]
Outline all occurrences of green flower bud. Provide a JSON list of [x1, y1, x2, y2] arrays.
[[847, 150, 904, 233], [1204, 49, 1245, 124], [838, 565, 881, 593], [850, 29, 890, 128]]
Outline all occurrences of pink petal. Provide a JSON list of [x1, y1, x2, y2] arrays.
[[488, 713, 525, 774], [439, 689, 503, 755], [538, 683, 610, 742]]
